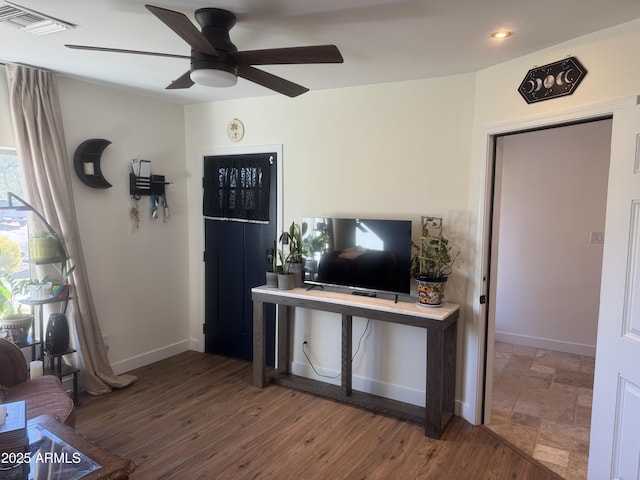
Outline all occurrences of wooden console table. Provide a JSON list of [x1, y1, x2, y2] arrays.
[[252, 286, 459, 439]]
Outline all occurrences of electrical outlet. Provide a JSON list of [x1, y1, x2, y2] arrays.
[[102, 334, 110, 353], [302, 333, 311, 345]]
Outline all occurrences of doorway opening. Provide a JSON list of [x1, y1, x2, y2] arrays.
[[483, 117, 612, 478]]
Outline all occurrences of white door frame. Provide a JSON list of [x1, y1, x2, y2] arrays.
[[475, 97, 639, 424]]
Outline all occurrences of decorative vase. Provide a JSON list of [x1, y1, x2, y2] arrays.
[[266, 271, 278, 288], [416, 276, 447, 307], [45, 313, 69, 354], [277, 273, 295, 290]]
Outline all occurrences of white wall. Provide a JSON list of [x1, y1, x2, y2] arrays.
[[0, 69, 191, 373], [185, 76, 476, 408], [492, 120, 611, 356]]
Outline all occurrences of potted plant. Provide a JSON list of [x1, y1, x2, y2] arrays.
[[277, 248, 295, 290], [28, 277, 53, 300], [28, 231, 59, 262], [0, 274, 34, 345], [280, 221, 304, 288], [265, 241, 279, 288], [410, 216, 460, 307], [51, 261, 75, 300]]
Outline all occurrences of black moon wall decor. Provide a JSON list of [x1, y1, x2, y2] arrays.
[[73, 138, 113, 188], [518, 56, 587, 104]]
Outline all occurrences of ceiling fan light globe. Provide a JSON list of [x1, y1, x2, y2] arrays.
[[191, 69, 237, 87]]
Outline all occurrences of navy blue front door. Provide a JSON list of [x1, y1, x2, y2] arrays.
[[204, 153, 276, 364]]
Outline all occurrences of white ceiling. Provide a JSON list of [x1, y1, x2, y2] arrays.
[[2, 0, 640, 105]]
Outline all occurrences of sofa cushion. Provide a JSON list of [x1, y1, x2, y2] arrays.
[[0, 338, 28, 387], [5, 375, 76, 428]]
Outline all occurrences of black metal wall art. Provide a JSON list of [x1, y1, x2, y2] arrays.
[[518, 56, 587, 104]]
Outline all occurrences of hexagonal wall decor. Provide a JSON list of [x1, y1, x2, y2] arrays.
[[518, 56, 587, 104]]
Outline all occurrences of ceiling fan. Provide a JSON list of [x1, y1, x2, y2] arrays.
[[65, 4, 344, 97]]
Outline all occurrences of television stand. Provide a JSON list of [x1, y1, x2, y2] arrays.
[[251, 286, 458, 439]]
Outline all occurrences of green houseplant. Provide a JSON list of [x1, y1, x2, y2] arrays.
[[0, 273, 34, 345], [266, 240, 279, 288], [279, 221, 305, 288], [0, 236, 34, 345], [28, 231, 59, 261], [51, 261, 75, 300], [277, 248, 294, 290], [411, 216, 460, 306]]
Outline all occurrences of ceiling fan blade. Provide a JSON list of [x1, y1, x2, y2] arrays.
[[65, 44, 190, 60], [233, 45, 343, 66], [166, 71, 194, 90], [145, 4, 218, 56], [238, 65, 308, 98]]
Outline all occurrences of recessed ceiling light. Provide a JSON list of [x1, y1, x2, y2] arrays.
[[491, 31, 512, 39]]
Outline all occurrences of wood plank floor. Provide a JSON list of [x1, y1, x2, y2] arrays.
[[75, 351, 561, 479]]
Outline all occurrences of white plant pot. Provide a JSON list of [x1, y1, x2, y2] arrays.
[[29, 282, 52, 300]]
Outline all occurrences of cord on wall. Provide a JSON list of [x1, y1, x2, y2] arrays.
[[302, 318, 372, 379]]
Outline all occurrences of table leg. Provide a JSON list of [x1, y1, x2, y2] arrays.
[[276, 304, 290, 375], [443, 321, 457, 424], [253, 300, 266, 388], [425, 328, 444, 438], [342, 314, 352, 396], [425, 321, 457, 439]]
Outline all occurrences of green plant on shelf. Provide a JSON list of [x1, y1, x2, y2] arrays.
[[29, 231, 59, 261], [0, 274, 31, 318], [278, 249, 291, 274], [410, 216, 460, 281]]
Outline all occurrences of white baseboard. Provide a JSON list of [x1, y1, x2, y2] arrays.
[[291, 361, 426, 407], [110, 340, 191, 375], [494, 331, 596, 357], [188, 337, 204, 353]]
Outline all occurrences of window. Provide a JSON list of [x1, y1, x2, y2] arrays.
[[0, 147, 29, 278]]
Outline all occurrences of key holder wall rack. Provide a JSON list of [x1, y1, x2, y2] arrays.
[[129, 173, 169, 199]]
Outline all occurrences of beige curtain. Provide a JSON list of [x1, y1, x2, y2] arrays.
[[5, 64, 136, 394]]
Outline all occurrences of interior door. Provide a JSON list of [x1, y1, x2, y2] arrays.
[[588, 104, 640, 479], [204, 153, 276, 364]]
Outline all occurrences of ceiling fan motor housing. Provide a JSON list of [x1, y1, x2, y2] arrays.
[[195, 8, 237, 54], [192, 8, 238, 78]]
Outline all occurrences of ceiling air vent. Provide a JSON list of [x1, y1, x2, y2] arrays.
[[0, 1, 75, 35]]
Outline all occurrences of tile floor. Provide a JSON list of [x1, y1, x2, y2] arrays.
[[486, 341, 594, 480]]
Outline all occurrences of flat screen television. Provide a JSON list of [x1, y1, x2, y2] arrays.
[[302, 217, 412, 296]]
